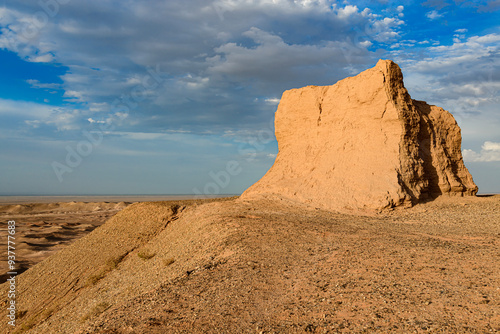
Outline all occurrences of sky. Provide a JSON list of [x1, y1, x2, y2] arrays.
[[0, 0, 499, 196]]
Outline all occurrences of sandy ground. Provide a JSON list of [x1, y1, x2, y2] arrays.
[[0, 197, 232, 282], [0, 202, 131, 282], [0, 195, 499, 333]]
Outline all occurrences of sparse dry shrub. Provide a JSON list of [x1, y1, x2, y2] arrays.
[[138, 250, 156, 260], [81, 302, 111, 322], [86, 253, 127, 286], [16, 310, 27, 319], [17, 315, 38, 332], [106, 254, 127, 269], [86, 271, 106, 286], [42, 307, 55, 318], [163, 257, 175, 266]]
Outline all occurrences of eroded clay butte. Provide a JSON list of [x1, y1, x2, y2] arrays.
[[241, 59, 477, 212]]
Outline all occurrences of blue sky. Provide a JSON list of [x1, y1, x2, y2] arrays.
[[0, 0, 499, 196]]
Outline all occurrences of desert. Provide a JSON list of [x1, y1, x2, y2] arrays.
[[1, 60, 499, 333], [0, 195, 499, 333], [2, 0, 499, 332], [0, 196, 225, 283], [0, 201, 130, 283]]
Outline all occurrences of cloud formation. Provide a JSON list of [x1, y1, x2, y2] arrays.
[[0, 0, 498, 194], [463, 142, 500, 162], [1, 1, 498, 142], [395, 32, 500, 139], [0, 0, 408, 135], [426, 10, 444, 20]]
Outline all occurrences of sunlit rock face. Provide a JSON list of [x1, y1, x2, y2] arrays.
[[241, 60, 478, 212]]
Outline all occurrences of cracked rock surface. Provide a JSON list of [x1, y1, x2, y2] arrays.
[[241, 59, 477, 212]]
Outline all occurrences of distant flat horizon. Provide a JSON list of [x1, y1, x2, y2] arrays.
[[0, 193, 497, 205], [0, 194, 238, 205]]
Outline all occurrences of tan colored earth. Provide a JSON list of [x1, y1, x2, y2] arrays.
[[0, 201, 131, 283], [0, 198, 225, 283], [1, 195, 499, 333]]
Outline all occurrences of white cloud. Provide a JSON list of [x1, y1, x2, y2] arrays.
[[206, 27, 353, 84], [426, 10, 443, 20], [337, 5, 359, 19], [23, 108, 82, 131], [0, 98, 53, 118], [264, 98, 280, 105], [359, 40, 373, 48], [484, 142, 500, 151], [396, 5, 404, 17], [64, 90, 84, 99], [402, 33, 500, 108], [87, 118, 106, 124], [89, 103, 108, 112], [372, 17, 405, 42], [394, 31, 500, 153], [26, 79, 61, 90], [463, 142, 500, 162], [0, 0, 373, 135], [183, 75, 210, 89], [29, 53, 54, 63], [0, 98, 90, 131]]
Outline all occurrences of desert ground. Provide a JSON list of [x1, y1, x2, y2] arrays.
[[0, 201, 131, 283], [0, 194, 499, 333], [0, 197, 226, 282]]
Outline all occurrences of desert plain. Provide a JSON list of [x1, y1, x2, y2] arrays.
[[0, 194, 499, 333]]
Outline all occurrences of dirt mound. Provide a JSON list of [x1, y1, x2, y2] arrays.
[[113, 202, 130, 210], [241, 60, 477, 212], [1, 196, 499, 333], [0, 200, 238, 333]]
